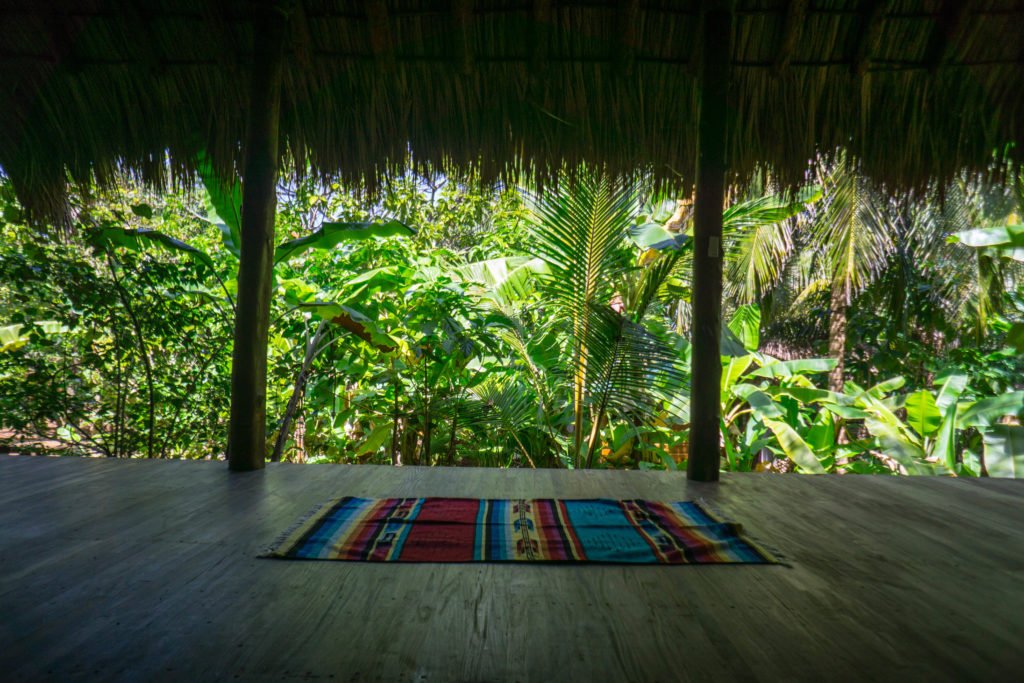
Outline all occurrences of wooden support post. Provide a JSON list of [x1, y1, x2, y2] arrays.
[[687, 3, 731, 483], [228, 1, 291, 471]]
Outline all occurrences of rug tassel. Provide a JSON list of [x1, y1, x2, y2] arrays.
[[697, 497, 791, 567], [262, 499, 332, 557]]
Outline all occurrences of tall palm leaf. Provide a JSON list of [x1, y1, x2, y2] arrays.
[[529, 174, 636, 466], [528, 173, 691, 468], [805, 154, 896, 391], [723, 186, 821, 306], [912, 178, 1023, 343]]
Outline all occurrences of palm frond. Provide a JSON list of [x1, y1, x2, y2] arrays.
[[812, 154, 896, 303]]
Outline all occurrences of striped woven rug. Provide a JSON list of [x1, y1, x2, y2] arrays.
[[267, 497, 776, 564]]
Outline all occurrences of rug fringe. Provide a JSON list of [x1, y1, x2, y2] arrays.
[[262, 499, 332, 558], [697, 497, 791, 567]]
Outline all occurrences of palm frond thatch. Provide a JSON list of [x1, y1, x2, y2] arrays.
[[1, 1, 1022, 220]]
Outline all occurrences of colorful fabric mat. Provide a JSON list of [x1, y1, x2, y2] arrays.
[[267, 497, 776, 564]]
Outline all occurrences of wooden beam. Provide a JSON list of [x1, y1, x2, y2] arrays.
[[686, 0, 704, 78], [228, 0, 292, 472], [528, 0, 551, 93], [531, 0, 551, 73], [201, 0, 239, 70], [291, 0, 314, 71], [850, 0, 890, 78], [774, 0, 807, 72], [366, 0, 395, 69], [616, 0, 640, 77], [44, 7, 78, 71], [117, 0, 166, 76], [452, 0, 474, 75], [925, 0, 971, 73], [687, 2, 731, 483]]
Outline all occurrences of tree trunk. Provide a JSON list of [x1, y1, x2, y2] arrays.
[[402, 424, 418, 466], [422, 413, 433, 466], [390, 374, 402, 466], [227, 2, 291, 471], [271, 320, 327, 462], [828, 283, 847, 393], [687, 4, 732, 483], [446, 409, 459, 466], [572, 340, 587, 469], [293, 414, 306, 463], [106, 251, 156, 459], [420, 358, 432, 466]]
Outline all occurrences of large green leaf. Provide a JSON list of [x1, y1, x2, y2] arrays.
[[958, 392, 1024, 428], [855, 385, 919, 443], [950, 224, 1024, 249], [721, 354, 753, 397], [763, 417, 827, 474], [933, 416, 957, 472], [719, 325, 749, 358], [0, 324, 26, 352], [762, 385, 851, 407], [722, 185, 822, 231], [745, 390, 827, 474], [727, 304, 760, 352], [805, 412, 836, 453], [91, 227, 215, 270], [864, 376, 906, 397], [1, 321, 67, 352], [34, 321, 68, 335], [195, 150, 242, 258], [983, 425, 1024, 478], [934, 373, 968, 412], [274, 220, 415, 264], [297, 302, 395, 350], [457, 256, 550, 302], [930, 374, 968, 471], [746, 358, 836, 379], [865, 417, 943, 475], [822, 404, 871, 420], [628, 222, 690, 251], [905, 390, 941, 437], [355, 423, 393, 457]]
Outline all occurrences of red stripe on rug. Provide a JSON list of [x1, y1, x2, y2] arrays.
[[397, 498, 480, 562]]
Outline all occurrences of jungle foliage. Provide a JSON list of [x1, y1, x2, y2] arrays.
[[1, 160, 1022, 476]]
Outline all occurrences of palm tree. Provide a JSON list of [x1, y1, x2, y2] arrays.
[[802, 154, 896, 392], [528, 173, 688, 468], [910, 176, 1024, 345]]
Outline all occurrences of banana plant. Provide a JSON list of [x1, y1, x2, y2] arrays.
[[855, 373, 1024, 477], [718, 304, 837, 474], [90, 157, 414, 337], [0, 321, 67, 353], [525, 174, 692, 468], [90, 162, 416, 462]]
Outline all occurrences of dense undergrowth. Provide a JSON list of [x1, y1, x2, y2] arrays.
[[1, 161, 1022, 475]]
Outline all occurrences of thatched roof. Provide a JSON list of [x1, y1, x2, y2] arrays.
[[2, 0, 1022, 218]]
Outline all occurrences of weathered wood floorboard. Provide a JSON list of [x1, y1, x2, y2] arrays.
[[1, 455, 1022, 682]]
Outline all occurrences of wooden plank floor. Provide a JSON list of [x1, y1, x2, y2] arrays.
[[1, 456, 1022, 682]]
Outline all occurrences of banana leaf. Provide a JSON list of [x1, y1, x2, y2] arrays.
[[274, 220, 415, 264]]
